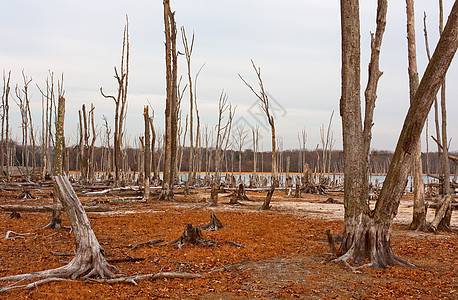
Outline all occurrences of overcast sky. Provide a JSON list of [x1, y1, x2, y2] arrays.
[[1, 1, 457, 151]]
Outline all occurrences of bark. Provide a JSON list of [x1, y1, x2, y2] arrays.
[[260, 184, 275, 211], [160, 0, 178, 200], [209, 181, 218, 207], [405, 0, 427, 231], [335, 0, 457, 269], [143, 106, 151, 202], [372, 0, 457, 266], [1, 71, 11, 181], [45, 95, 65, 229]]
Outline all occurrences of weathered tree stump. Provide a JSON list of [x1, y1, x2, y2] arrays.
[[209, 182, 218, 207], [230, 183, 250, 204], [0, 175, 118, 284], [199, 211, 224, 231], [170, 223, 217, 249], [260, 184, 276, 210]]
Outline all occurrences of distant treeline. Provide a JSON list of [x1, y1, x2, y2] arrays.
[[1, 140, 456, 176]]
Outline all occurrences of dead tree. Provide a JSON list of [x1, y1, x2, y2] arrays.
[[405, 0, 427, 231], [37, 72, 56, 180], [239, 60, 277, 210], [159, 0, 179, 200], [102, 116, 112, 180], [335, 0, 457, 269], [45, 93, 65, 229], [143, 106, 151, 201], [14, 71, 33, 181], [233, 123, 248, 181], [298, 128, 307, 179], [181, 26, 196, 184], [214, 91, 234, 183], [78, 104, 97, 185], [320, 111, 335, 182], [149, 115, 158, 182], [100, 16, 129, 187], [252, 125, 259, 186], [430, 0, 454, 232], [1, 70, 11, 180], [0, 175, 117, 287]]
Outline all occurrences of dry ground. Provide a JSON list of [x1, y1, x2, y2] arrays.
[[0, 185, 457, 299]]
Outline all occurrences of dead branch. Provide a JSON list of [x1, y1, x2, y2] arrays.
[[0, 205, 112, 213], [91, 272, 201, 285], [130, 239, 165, 250]]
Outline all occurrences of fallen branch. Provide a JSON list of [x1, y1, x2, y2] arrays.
[[224, 241, 245, 248], [130, 239, 165, 250], [0, 205, 112, 213], [0, 277, 72, 293], [4, 231, 33, 240], [91, 272, 201, 285]]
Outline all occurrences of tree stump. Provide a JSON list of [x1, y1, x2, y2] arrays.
[[230, 183, 249, 204], [199, 211, 224, 231], [260, 184, 276, 210], [209, 182, 218, 207], [294, 181, 302, 198], [171, 223, 217, 249]]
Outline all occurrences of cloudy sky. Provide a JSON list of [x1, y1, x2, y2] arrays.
[[1, 1, 457, 151]]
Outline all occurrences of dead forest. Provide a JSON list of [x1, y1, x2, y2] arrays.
[[0, 0, 457, 298]]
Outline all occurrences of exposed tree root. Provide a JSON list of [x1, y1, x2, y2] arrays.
[[331, 219, 416, 269]]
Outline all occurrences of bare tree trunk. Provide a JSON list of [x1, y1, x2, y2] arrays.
[[431, 0, 454, 231], [239, 60, 277, 210], [1, 71, 11, 181], [405, 0, 427, 231], [252, 126, 259, 186], [45, 95, 65, 229], [159, 0, 178, 200], [336, 0, 457, 269], [150, 116, 158, 182], [100, 17, 129, 187], [143, 106, 151, 201], [182, 27, 195, 184]]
